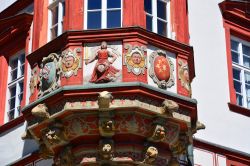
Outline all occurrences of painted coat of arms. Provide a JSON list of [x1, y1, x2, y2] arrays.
[[149, 50, 175, 89], [38, 53, 60, 97]]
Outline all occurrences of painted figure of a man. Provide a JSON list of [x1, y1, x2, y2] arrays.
[[85, 41, 119, 83]]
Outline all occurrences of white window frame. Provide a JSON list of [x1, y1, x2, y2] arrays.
[[145, 0, 171, 37], [84, 0, 123, 29], [231, 36, 250, 108], [5, 51, 25, 122], [48, 0, 65, 41]]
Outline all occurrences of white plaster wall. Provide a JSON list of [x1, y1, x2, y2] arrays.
[[189, 0, 250, 153], [0, 123, 38, 166], [0, 0, 17, 13]]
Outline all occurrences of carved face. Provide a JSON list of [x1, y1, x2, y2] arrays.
[[63, 55, 75, 68], [183, 69, 189, 82], [131, 52, 142, 64], [102, 144, 112, 153], [146, 147, 158, 157], [101, 41, 107, 49]]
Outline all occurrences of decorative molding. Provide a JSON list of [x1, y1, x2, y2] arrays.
[[38, 53, 60, 97], [60, 47, 82, 78], [161, 99, 179, 117], [29, 66, 39, 97], [124, 44, 147, 75], [54, 146, 75, 166], [149, 50, 175, 89], [31, 103, 50, 120]]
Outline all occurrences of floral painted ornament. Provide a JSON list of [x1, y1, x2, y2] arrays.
[[38, 53, 60, 97], [178, 59, 191, 96], [60, 48, 82, 78], [124, 44, 147, 75], [149, 50, 175, 89]]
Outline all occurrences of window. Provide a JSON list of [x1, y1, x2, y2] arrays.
[[85, 0, 122, 29], [231, 37, 250, 108], [7, 52, 25, 121], [144, 0, 170, 37], [48, 0, 65, 40]]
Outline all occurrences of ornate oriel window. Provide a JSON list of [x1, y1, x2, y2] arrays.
[[84, 0, 122, 29], [231, 36, 250, 108], [48, 0, 65, 40], [144, 0, 170, 37], [6, 52, 25, 121]]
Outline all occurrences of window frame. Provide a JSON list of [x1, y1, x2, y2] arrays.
[[231, 36, 250, 109], [5, 50, 25, 122], [84, 0, 123, 30], [48, 0, 65, 41], [145, 0, 171, 37]]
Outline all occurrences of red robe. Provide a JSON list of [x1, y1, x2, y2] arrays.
[[89, 50, 119, 83]]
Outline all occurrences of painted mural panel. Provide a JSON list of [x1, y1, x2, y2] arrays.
[[147, 45, 177, 93], [83, 41, 122, 84]]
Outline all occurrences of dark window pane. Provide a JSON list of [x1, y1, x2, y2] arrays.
[[51, 26, 58, 39], [144, 0, 152, 14], [10, 86, 16, 97], [19, 82, 24, 93], [245, 72, 250, 84], [20, 53, 25, 64], [233, 68, 241, 80], [107, 10, 121, 28], [146, 15, 152, 31], [21, 65, 25, 76], [10, 58, 18, 69], [231, 40, 239, 52], [246, 84, 250, 97], [234, 80, 241, 93], [107, 0, 121, 8], [157, 0, 167, 20], [11, 69, 18, 81], [157, 19, 167, 36], [87, 11, 101, 29], [231, 51, 239, 64], [8, 110, 15, 121], [9, 98, 16, 110], [51, 6, 58, 25], [62, 1, 65, 17], [236, 94, 243, 106], [243, 55, 250, 68], [88, 0, 101, 10], [243, 44, 250, 56]]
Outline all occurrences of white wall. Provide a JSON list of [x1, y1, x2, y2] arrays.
[[0, 123, 38, 166], [0, 0, 17, 13], [189, 0, 250, 153]]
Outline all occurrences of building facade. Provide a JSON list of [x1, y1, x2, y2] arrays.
[[0, 0, 249, 166]]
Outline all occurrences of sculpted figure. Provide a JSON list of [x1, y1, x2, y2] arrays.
[[85, 41, 119, 83], [161, 99, 179, 116], [151, 125, 166, 142], [100, 143, 114, 160], [143, 146, 158, 164], [98, 91, 113, 109]]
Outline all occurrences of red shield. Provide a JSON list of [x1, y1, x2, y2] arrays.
[[154, 56, 170, 81]]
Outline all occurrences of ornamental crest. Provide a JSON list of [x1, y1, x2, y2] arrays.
[[38, 53, 60, 97], [149, 50, 175, 89], [124, 44, 147, 75], [60, 48, 82, 78], [178, 60, 191, 94], [29, 66, 39, 97]]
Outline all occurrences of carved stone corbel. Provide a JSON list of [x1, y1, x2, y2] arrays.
[[21, 130, 33, 140], [142, 146, 158, 165], [161, 99, 179, 117], [31, 103, 50, 120], [168, 157, 180, 166], [169, 132, 188, 159], [99, 119, 115, 137], [99, 140, 114, 161], [42, 121, 67, 145], [54, 146, 74, 166], [39, 143, 54, 159], [98, 91, 113, 110]]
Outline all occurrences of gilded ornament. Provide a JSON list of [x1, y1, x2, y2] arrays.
[[60, 48, 82, 78], [100, 143, 114, 160], [178, 60, 191, 95], [124, 44, 147, 75], [149, 50, 175, 89]]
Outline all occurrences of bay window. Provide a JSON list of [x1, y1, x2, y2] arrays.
[[144, 0, 170, 37], [231, 37, 250, 108], [6, 52, 25, 121], [85, 0, 122, 29], [48, 0, 65, 40]]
